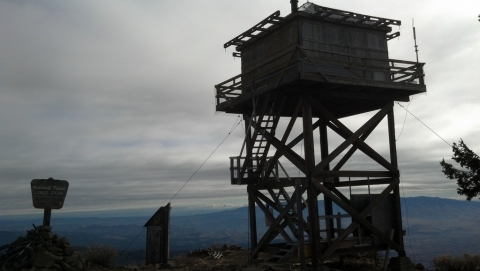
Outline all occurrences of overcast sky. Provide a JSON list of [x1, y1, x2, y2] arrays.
[[1, 0, 479, 218]]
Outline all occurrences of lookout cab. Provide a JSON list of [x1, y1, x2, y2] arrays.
[[215, 2, 425, 270]]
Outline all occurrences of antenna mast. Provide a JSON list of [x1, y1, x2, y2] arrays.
[[413, 19, 419, 62]]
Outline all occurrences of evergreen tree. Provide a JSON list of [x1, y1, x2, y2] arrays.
[[440, 139, 480, 200]]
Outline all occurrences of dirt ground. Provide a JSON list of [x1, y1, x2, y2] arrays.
[[89, 250, 390, 271]]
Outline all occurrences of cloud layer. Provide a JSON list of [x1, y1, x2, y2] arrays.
[[1, 0, 480, 217]]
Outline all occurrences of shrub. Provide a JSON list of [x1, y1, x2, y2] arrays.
[[81, 244, 118, 268], [432, 254, 480, 271]]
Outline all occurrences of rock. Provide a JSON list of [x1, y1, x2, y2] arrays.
[[63, 252, 78, 264], [46, 251, 63, 262], [59, 237, 70, 245], [5, 227, 85, 271], [40, 231, 55, 241], [38, 225, 52, 232], [70, 260, 84, 271], [52, 264, 63, 271], [59, 261, 75, 271], [33, 250, 55, 268], [415, 263, 426, 270], [63, 247, 74, 256], [51, 234, 59, 244]]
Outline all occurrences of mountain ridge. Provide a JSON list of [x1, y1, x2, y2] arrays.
[[1, 196, 479, 267]]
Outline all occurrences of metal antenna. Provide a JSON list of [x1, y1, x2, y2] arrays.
[[412, 19, 419, 62]]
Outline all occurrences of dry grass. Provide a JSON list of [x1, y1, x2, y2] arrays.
[[432, 254, 480, 271], [81, 244, 118, 268]]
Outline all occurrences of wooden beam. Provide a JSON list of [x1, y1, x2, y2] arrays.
[[326, 121, 398, 175], [263, 99, 303, 183], [316, 170, 393, 178], [303, 98, 320, 269], [240, 95, 271, 178], [252, 122, 308, 174], [388, 104, 405, 256], [311, 179, 404, 262], [247, 186, 258, 252], [324, 178, 393, 187], [332, 111, 383, 171], [313, 99, 398, 174], [267, 188, 299, 237], [251, 189, 293, 246], [312, 103, 392, 175], [252, 186, 307, 257]]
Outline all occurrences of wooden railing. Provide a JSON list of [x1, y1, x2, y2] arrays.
[[215, 74, 243, 106], [389, 59, 425, 84], [215, 48, 425, 106]]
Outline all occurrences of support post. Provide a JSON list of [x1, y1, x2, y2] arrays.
[[248, 186, 258, 256], [296, 179, 306, 270], [302, 98, 320, 269], [320, 118, 335, 239], [43, 208, 51, 226], [245, 113, 258, 257], [387, 103, 406, 256]]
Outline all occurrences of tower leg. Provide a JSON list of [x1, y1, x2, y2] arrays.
[[302, 98, 320, 269], [248, 186, 258, 258], [387, 104, 406, 256]]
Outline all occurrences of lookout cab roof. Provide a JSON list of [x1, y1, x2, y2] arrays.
[[224, 2, 401, 51]]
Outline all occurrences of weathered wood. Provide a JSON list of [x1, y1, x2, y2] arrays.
[[144, 203, 171, 265], [224, 11, 285, 49], [324, 177, 393, 187], [317, 102, 398, 174], [267, 188, 300, 238], [302, 98, 320, 269], [312, 179, 403, 261], [332, 112, 384, 171], [252, 189, 293, 244], [252, 186, 307, 257], [247, 186, 258, 252], [295, 180, 307, 270], [319, 118, 335, 240], [387, 104, 405, 256], [216, 2, 423, 265], [312, 102, 393, 175], [263, 99, 303, 184], [317, 171, 393, 178], [251, 120, 308, 174]]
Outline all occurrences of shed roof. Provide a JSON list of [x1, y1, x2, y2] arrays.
[[144, 202, 171, 227]]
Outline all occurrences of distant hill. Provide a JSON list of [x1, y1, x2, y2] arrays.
[[1, 196, 479, 267]]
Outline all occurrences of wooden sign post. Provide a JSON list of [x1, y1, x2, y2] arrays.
[[31, 178, 69, 226]]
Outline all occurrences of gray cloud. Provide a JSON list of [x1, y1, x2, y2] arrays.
[[1, 0, 480, 217]]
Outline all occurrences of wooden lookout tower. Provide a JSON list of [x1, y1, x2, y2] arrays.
[[215, 2, 425, 270]]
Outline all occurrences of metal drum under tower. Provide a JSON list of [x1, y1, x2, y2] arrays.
[[215, 2, 426, 270]]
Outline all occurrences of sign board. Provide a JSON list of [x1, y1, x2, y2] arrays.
[[31, 178, 69, 209]]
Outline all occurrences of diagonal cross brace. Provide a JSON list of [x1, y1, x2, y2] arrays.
[[308, 99, 397, 175], [249, 119, 308, 174], [251, 189, 293, 245], [251, 185, 308, 257], [332, 110, 384, 171], [311, 179, 403, 262], [326, 121, 397, 174], [262, 99, 303, 183]]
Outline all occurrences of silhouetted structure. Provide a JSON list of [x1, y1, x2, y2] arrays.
[[144, 203, 171, 266], [215, 2, 425, 270]]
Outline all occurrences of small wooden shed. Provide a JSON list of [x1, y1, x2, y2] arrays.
[[144, 203, 171, 265]]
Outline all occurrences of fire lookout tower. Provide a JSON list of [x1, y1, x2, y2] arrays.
[[215, 2, 425, 269]]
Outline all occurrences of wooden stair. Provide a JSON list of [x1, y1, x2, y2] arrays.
[[267, 243, 297, 264]]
